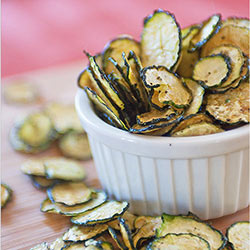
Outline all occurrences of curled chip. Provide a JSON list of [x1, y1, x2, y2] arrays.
[[41, 191, 107, 216], [71, 200, 129, 226]]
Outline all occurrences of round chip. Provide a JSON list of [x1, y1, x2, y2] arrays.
[[226, 221, 250, 250], [148, 233, 210, 250], [4, 81, 38, 104], [45, 103, 83, 134], [141, 9, 181, 70], [47, 182, 92, 206], [71, 200, 129, 225], [18, 113, 54, 148], [206, 81, 250, 124], [44, 158, 86, 181], [59, 131, 92, 161], [193, 54, 231, 88]]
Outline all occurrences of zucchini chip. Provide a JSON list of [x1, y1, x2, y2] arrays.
[[148, 233, 210, 250], [50, 237, 66, 250], [88, 54, 125, 110], [170, 113, 212, 135], [31, 176, 55, 189], [189, 14, 221, 52], [62, 243, 85, 249], [171, 122, 224, 137], [133, 221, 162, 248], [108, 227, 127, 250], [102, 35, 140, 75], [30, 242, 49, 250], [193, 54, 231, 88], [44, 158, 86, 181], [21, 158, 46, 177], [45, 103, 83, 134], [18, 113, 54, 148], [130, 114, 182, 135], [41, 191, 107, 216], [209, 45, 244, 88], [206, 81, 250, 124], [108, 211, 137, 231], [201, 25, 249, 57], [134, 216, 162, 229], [78, 68, 95, 90], [181, 25, 200, 39], [157, 214, 226, 250], [226, 221, 250, 250], [223, 17, 250, 29], [71, 201, 129, 226], [119, 218, 135, 250], [123, 52, 149, 113], [1, 183, 12, 208], [136, 108, 178, 126], [78, 54, 103, 90], [59, 131, 92, 161], [85, 87, 127, 130], [141, 9, 181, 70], [184, 79, 204, 116], [177, 27, 200, 78], [84, 239, 113, 250], [142, 66, 192, 108], [47, 182, 92, 206], [63, 225, 108, 242], [4, 81, 38, 104]]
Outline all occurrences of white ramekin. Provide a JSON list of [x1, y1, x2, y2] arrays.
[[75, 89, 249, 220]]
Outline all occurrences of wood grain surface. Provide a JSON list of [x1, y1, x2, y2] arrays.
[[1, 62, 249, 250]]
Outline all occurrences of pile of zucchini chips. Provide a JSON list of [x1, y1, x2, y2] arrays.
[[26, 155, 249, 250], [9, 102, 92, 160], [78, 9, 249, 137]]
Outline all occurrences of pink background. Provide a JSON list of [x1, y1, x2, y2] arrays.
[[2, 0, 249, 77]]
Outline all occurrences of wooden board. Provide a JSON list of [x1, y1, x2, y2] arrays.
[[1, 62, 249, 250]]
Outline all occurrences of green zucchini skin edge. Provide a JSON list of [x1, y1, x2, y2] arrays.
[[1, 183, 12, 208], [188, 14, 222, 52], [130, 114, 183, 134], [70, 201, 129, 226], [136, 110, 179, 126], [141, 65, 192, 109], [142, 9, 182, 71], [108, 226, 127, 250], [225, 221, 249, 250], [156, 213, 227, 250], [192, 54, 232, 89], [102, 36, 140, 72], [141, 65, 183, 89], [118, 217, 135, 250], [31, 176, 56, 189], [61, 242, 85, 249], [40, 190, 108, 216], [146, 233, 211, 250]]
